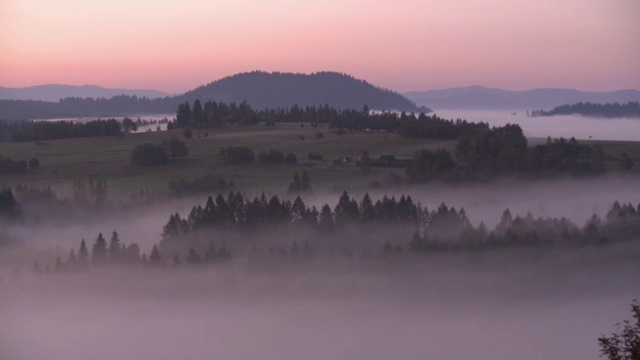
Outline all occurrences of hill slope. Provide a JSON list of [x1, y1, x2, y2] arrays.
[[184, 71, 421, 111], [404, 86, 640, 110], [0, 84, 170, 102]]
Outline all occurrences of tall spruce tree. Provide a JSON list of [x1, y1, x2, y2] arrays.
[[91, 233, 107, 265], [149, 244, 163, 266], [78, 239, 89, 268], [108, 230, 121, 264]]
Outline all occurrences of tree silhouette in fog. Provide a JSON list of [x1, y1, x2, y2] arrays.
[[91, 233, 107, 265], [599, 299, 640, 360]]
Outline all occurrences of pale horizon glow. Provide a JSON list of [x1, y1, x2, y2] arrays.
[[1, 0, 639, 93]]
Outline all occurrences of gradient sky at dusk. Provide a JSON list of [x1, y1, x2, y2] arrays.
[[1, 0, 638, 93]]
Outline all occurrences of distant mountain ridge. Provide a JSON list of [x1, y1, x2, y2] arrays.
[[0, 84, 170, 102], [404, 86, 640, 110], [185, 71, 420, 111], [0, 72, 422, 119]]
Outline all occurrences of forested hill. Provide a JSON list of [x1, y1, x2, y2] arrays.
[[530, 101, 640, 118], [184, 71, 423, 111], [0, 72, 424, 120]]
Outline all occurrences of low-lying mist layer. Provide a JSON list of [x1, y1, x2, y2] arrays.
[[1, 176, 639, 360], [1, 242, 639, 360]]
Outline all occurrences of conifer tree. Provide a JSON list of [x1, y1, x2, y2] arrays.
[[205, 241, 217, 263], [187, 248, 202, 265], [108, 230, 121, 264], [91, 233, 107, 265], [318, 204, 334, 231], [32, 261, 42, 275], [149, 244, 163, 266], [67, 248, 77, 268], [54, 256, 65, 272], [78, 239, 89, 268], [301, 171, 312, 192]]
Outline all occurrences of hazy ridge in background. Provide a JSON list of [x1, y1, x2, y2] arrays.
[[404, 86, 640, 110], [0, 84, 170, 102], [0, 72, 420, 120]]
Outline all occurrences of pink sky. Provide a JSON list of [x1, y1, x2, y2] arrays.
[[1, 0, 638, 93]]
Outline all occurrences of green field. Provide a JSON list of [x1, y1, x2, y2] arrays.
[[1, 124, 639, 200], [0, 124, 454, 198]]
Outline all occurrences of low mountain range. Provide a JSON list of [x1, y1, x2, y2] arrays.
[[0, 84, 170, 102], [404, 86, 640, 110], [3, 75, 639, 120], [185, 71, 420, 111], [0, 72, 421, 120]]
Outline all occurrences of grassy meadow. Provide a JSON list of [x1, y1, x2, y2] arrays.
[[1, 122, 639, 201], [0, 123, 454, 198]]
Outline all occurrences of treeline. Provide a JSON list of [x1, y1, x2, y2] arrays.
[[0, 186, 20, 217], [129, 137, 189, 167], [530, 101, 640, 118], [170, 99, 480, 137], [2, 118, 123, 142], [409, 201, 640, 253], [407, 126, 617, 182], [31, 230, 233, 274], [1, 179, 112, 220], [0, 95, 178, 120], [30, 196, 640, 275], [160, 191, 446, 242]]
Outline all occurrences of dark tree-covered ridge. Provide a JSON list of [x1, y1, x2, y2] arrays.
[[185, 71, 422, 111], [531, 101, 640, 118], [30, 197, 640, 273], [0, 71, 425, 120]]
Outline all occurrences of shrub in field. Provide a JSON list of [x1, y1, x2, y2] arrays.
[[130, 143, 169, 166]]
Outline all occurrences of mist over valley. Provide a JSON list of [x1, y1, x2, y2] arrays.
[[2, 1, 640, 356]]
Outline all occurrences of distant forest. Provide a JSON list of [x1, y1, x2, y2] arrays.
[[530, 101, 640, 118], [0, 71, 421, 120], [2, 98, 633, 179], [169, 99, 626, 179], [23, 189, 640, 272]]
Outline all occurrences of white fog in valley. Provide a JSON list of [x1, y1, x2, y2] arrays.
[[1, 245, 639, 360], [1, 177, 639, 360], [5, 176, 639, 255], [433, 109, 640, 141]]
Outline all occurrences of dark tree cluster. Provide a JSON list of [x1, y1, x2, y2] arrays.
[[32, 231, 144, 274], [0, 95, 178, 121], [402, 124, 608, 183], [406, 149, 456, 183], [527, 137, 605, 175], [409, 201, 640, 253], [288, 171, 312, 193], [161, 137, 189, 158], [14, 184, 58, 204], [27, 199, 640, 276], [0, 156, 28, 174], [169, 99, 445, 135], [257, 150, 297, 165], [160, 191, 426, 244], [172, 100, 259, 129], [71, 178, 109, 207], [531, 101, 640, 118], [8, 119, 123, 142], [598, 299, 640, 360], [130, 143, 168, 166], [7, 180, 109, 220], [397, 112, 489, 139], [219, 146, 255, 164], [0, 186, 20, 217], [130, 138, 190, 167]]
